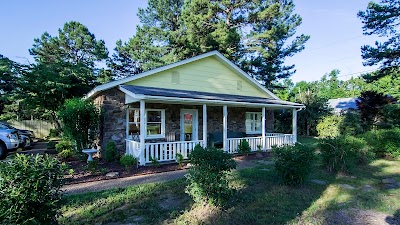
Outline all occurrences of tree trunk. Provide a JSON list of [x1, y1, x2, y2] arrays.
[[51, 111, 63, 132]]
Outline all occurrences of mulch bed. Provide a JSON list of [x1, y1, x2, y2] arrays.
[[64, 151, 271, 185]]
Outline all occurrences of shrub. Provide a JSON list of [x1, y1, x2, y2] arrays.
[[103, 141, 119, 163], [273, 143, 315, 186], [360, 128, 400, 158], [46, 141, 57, 149], [120, 154, 137, 170], [55, 139, 74, 153], [317, 115, 343, 138], [185, 144, 236, 206], [86, 161, 98, 173], [319, 136, 373, 173], [58, 149, 76, 160], [0, 154, 65, 225], [237, 139, 251, 155], [48, 128, 61, 138], [58, 98, 99, 151], [176, 153, 184, 168], [149, 156, 160, 167], [382, 104, 400, 128], [340, 110, 364, 135]]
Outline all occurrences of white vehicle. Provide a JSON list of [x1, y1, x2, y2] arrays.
[[0, 123, 20, 159]]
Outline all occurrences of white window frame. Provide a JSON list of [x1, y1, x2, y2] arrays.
[[246, 112, 262, 134], [127, 108, 166, 139]]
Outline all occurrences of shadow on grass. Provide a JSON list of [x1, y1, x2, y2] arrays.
[[182, 164, 329, 225], [316, 159, 400, 225], [60, 179, 194, 225]]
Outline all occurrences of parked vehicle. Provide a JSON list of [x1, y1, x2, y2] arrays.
[[0, 123, 20, 159], [0, 122, 35, 149]]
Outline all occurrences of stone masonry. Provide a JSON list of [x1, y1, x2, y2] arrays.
[[93, 88, 275, 153]]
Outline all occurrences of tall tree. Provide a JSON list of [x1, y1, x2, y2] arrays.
[[0, 55, 19, 120], [358, 0, 400, 79], [23, 21, 108, 128], [246, 0, 310, 88], [115, 0, 308, 85], [356, 90, 396, 129]]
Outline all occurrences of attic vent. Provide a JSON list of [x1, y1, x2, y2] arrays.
[[171, 71, 180, 84], [237, 80, 243, 91]]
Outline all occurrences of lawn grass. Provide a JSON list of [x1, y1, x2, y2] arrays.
[[60, 158, 400, 225]]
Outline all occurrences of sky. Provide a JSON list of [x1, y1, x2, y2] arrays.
[[0, 0, 380, 83]]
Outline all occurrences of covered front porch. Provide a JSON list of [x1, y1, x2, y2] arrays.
[[121, 85, 303, 166]]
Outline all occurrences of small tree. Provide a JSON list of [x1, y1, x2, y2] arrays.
[[237, 139, 251, 155], [356, 91, 395, 130], [58, 98, 99, 151], [273, 143, 315, 186]]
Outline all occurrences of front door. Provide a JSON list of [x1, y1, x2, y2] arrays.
[[180, 109, 198, 141]]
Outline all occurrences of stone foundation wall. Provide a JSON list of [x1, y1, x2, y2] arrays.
[[93, 88, 275, 153]]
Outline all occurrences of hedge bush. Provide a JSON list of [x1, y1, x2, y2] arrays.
[[317, 112, 363, 138], [316, 115, 343, 138], [237, 139, 251, 155], [360, 128, 400, 159], [55, 139, 74, 153], [0, 154, 65, 225], [103, 141, 119, 163], [185, 145, 236, 206], [319, 136, 373, 173], [120, 154, 137, 170], [273, 143, 315, 186]]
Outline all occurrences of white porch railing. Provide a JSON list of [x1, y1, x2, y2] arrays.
[[127, 134, 294, 165], [126, 139, 205, 165], [227, 133, 294, 153]]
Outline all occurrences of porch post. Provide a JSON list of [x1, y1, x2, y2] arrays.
[[139, 100, 146, 165], [223, 105, 228, 152], [262, 107, 266, 151], [203, 104, 207, 147], [292, 108, 298, 143]]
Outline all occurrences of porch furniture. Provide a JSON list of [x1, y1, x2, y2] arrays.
[[208, 131, 246, 148]]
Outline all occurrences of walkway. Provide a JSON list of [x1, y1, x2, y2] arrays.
[[63, 158, 263, 195]]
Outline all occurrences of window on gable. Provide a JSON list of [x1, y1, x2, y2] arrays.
[[245, 112, 262, 134]]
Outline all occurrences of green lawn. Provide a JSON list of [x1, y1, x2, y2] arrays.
[[60, 157, 400, 225]]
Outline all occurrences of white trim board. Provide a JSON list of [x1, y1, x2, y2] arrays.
[[85, 51, 279, 100]]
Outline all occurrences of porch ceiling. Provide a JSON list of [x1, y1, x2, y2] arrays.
[[120, 85, 304, 108]]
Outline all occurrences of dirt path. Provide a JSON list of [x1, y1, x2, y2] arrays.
[[63, 158, 261, 195]]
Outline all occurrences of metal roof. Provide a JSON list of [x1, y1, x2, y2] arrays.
[[327, 98, 358, 113], [120, 85, 303, 107]]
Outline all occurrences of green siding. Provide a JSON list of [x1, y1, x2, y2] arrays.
[[125, 56, 270, 98]]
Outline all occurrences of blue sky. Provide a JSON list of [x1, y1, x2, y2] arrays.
[[0, 0, 379, 83]]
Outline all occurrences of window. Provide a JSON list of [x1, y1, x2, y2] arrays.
[[127, 108, 165, 139], [246, 112, 262, 134]]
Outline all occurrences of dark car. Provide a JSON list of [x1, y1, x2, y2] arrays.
[[0, 122, 35, 149]]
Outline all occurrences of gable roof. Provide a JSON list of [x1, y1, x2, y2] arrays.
[[86, 51, 280, 100]]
